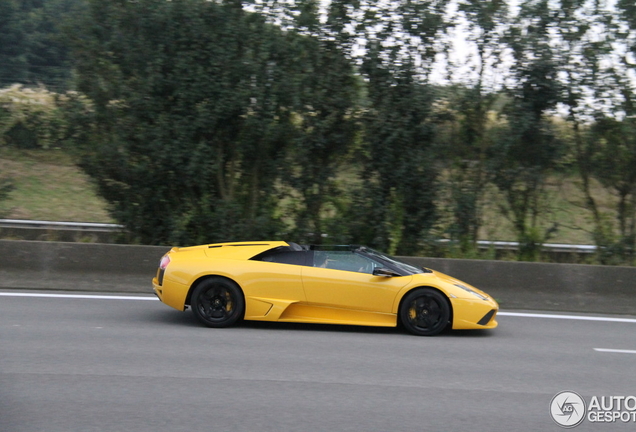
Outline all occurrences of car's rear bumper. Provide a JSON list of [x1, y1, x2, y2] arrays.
[[152, 277, 163, 302], [153, 277, 188, 311]]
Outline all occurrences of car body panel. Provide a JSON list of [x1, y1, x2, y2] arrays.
[[203, 242, 289, 260], [390, 270, 499, 330], [276, 303, 397, 327], [152, 241, 499, 332], [450, 297, 498, 329], [301, 266, 412, 313], [156, 278, 189, 311]]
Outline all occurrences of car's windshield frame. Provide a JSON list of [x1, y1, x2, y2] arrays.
[[354, 246, 428, 276]]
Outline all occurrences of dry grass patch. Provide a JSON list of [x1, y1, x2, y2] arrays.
[[0, 148, 112, 222]]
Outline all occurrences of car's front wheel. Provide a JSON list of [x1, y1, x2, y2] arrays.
[[400, 288, 450, 336], [190, 277, 245, 328]]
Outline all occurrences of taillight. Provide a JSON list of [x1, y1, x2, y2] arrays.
[[159, 255, 171, 270], [158, 255, 170, 285]]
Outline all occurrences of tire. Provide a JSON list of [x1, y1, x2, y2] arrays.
[[190, 277, 245, 328], [399, 288, 451, 336]]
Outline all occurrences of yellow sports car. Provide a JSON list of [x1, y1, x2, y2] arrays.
[[152, 241, 498, 336]]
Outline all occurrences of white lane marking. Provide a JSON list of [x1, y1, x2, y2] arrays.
[[0, 292, 158, 301], [594, 348, 636, 354], [498, 311, 636, 324]]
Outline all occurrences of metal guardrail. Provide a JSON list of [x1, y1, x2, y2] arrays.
[[435, 239, 597, 254], [0, 220, 599, 253], [475, 240, 597, 254], [0, 219, 124, 231]]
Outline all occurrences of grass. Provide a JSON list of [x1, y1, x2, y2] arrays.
[[474, 182, 595, 245], [0, 148, 112, 223], [0, 147, 622, 247], [474, 174, 618, 246]]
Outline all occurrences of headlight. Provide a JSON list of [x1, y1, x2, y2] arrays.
[[454, 283, 488, 301]]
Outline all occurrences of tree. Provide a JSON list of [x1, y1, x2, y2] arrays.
[[439, 0, 509, 252], [586, 118, 636, 263], [348, 0, 450, 255], [0, 0, 80, 90], [66, 0, 300, 244], [0, 84, 69, 149], [279, 0, 359, 245], [0, 0, 27, 86], [491, 0, 564, 260], [548, 0, 636, 263]]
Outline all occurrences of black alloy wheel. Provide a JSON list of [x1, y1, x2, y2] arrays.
[[190, 277, 245, 328], [400, 288, 451, 336]]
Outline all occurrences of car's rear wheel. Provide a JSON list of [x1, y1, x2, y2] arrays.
[[400, 288, 450, 336], [190, 277, 244, 328]]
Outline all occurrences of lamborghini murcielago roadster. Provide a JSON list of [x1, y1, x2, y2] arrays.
[[152, 241, 498, 336]]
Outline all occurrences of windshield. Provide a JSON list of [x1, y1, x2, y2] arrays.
[[356, 247, 429, 275]]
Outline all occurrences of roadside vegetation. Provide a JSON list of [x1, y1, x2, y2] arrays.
[[1, 0, 635, 265], [0, 145, 623, 265], [0, 147, 110, 222]]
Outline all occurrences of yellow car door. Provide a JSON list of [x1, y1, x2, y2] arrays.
[[301, 250, 411, 313], [238, 249, 308, 320]]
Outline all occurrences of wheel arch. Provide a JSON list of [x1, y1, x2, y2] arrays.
[[396, 286, 454, 327], [185, 274, 245, 308]]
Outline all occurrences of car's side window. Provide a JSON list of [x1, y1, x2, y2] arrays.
[[313, 251, 378, 274]]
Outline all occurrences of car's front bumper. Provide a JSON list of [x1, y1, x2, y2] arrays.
[[450, 296, 499, 330]]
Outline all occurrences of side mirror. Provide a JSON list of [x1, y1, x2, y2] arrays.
[[373, 267, 399, 277]]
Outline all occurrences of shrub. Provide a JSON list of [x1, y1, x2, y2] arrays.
[[0, 84, 68, 149]]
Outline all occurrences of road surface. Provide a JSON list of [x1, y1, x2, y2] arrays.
[[1, 291, 636, 431]]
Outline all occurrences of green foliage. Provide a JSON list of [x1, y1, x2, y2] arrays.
[[0, 1, 27, 86], [341, 0, 450, 256], [283, 7, 359, 245], [352, 54, 439, 255], [434, 86, 504, 251], [0, 0, 81, 90], [0, 84, 72, 149], [64, 0, 360, 245], [0, 174, 15, 217], [618, 0, 636, 31], [440, 2, 508, 250], [6, 0, 627, 265], [583, 117, 636, 263], [485, 0, 565, 260]]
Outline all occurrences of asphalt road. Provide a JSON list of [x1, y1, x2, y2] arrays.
[[1, 291, 636, 432]]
